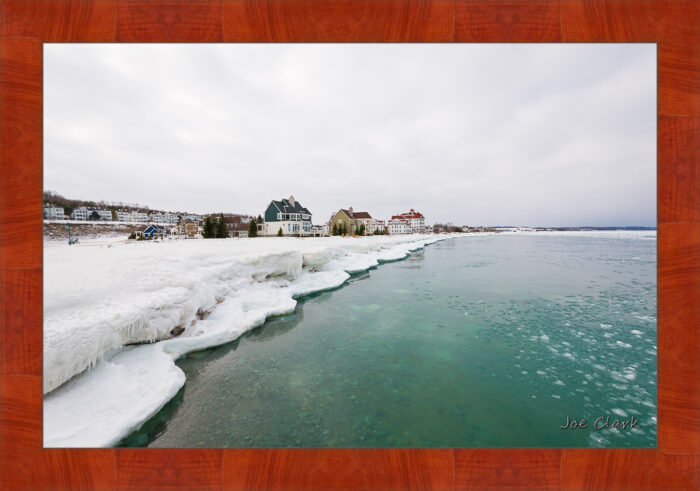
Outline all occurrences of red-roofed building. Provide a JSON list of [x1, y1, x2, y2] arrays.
[[390, 209, 427, 233], [387, 218, 410, 235]]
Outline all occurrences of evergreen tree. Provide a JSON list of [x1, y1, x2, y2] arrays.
[[332, 223, 338, 236], [342, 223, 347, 235], [203, 216, 213, 238], [358, 224, 365, 236], [217, 214, 227, 238], [277, 227, 283, 237], [248, 217, 257, 237]]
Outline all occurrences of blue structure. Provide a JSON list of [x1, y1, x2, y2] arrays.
[[141, 224, 165, 239]]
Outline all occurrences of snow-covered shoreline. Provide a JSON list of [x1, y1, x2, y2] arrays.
[[43, 234, 451, 447]]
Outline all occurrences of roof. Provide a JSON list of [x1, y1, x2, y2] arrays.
[[271, 197, 311, 216], [392, 209, 425, 220], [340, 209, 372, 219]]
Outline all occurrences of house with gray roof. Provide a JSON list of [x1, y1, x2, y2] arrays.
[[261, 195, 313, 236]]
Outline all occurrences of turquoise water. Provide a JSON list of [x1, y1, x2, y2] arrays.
[[121, 233, 657, 448]]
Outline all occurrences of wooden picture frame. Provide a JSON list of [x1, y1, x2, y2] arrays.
[[1, 0, 698, 489]]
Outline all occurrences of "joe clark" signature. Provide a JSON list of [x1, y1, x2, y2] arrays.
[[560, 415, 640, 431]]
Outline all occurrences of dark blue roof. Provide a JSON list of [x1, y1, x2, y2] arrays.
[[270, 198, 311, 216]]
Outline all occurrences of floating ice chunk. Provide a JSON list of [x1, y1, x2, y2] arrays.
[[622, 367, 637, 381]]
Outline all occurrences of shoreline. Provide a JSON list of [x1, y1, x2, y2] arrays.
[[44, 234, 453, 447]]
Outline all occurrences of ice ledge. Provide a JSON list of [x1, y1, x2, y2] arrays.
[[44, 234, 454, 447]]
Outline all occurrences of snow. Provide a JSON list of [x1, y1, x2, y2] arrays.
[[43, 234, 446, 447]]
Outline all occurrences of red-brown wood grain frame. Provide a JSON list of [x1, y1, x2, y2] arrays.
[[0, 1, 698, 489]]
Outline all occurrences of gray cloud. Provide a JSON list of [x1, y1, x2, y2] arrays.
[[45, 44, 656, 226]]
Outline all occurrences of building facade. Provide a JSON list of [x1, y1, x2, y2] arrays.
[[71, 207, 90, 221], [330, 207, 373, 235], [117, 210, 148, 223], [371, 219, 386, 234], [261, 195, 312, 236], [150, 212, 179, 224], [138, 224, 165, 239], [43, 205, 65, 220], [94, 209, 113, 221], [222, 214, 253, 238], [312, 224, 329, 237], [387, 218, 410, 235], [390, 209, 426, 233]]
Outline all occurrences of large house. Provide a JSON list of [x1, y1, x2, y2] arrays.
[[260, 195, 312, 236], [372, 219, 386, 234], [139, 224, 165, 239], [43, 204, 65, 220], [222, 214, 253, 238], [72, 207, 112, 221], [177, 222, 200, 239], [387, 218, 410, 235], [71, 207, 90, 221], [330, 207, 373, 235], [150, 212, 179, 224], [390, 209, 426, 233], [117, 210, 148, 223]]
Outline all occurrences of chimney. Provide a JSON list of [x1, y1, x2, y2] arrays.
[[349, 206, 353, 214], [289, 195, 295, 206]]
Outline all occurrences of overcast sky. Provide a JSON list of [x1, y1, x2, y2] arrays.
[[45, 44, 656, 226]]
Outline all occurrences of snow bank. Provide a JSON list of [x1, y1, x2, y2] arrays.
[[43, 234, 447, 447]]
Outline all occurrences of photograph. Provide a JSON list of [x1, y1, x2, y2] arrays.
[[42, 43, 657, 449]]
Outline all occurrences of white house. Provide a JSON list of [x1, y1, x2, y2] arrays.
[[71, 207, 89, 221], [94, 209, 112, 221], [260, 195, 313, 236], [371, 219, 386, 234], [312, 224, 329, 237], [183, 213, 202, 222], [390, 209, 426, 233], [387, 218, 410, 235], [149, 212, 178, 224], [117, 210, 148, 223], [43, 205, 65, 220]]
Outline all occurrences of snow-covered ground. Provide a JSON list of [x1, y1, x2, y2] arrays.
[[43, 234, 449, 447]]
